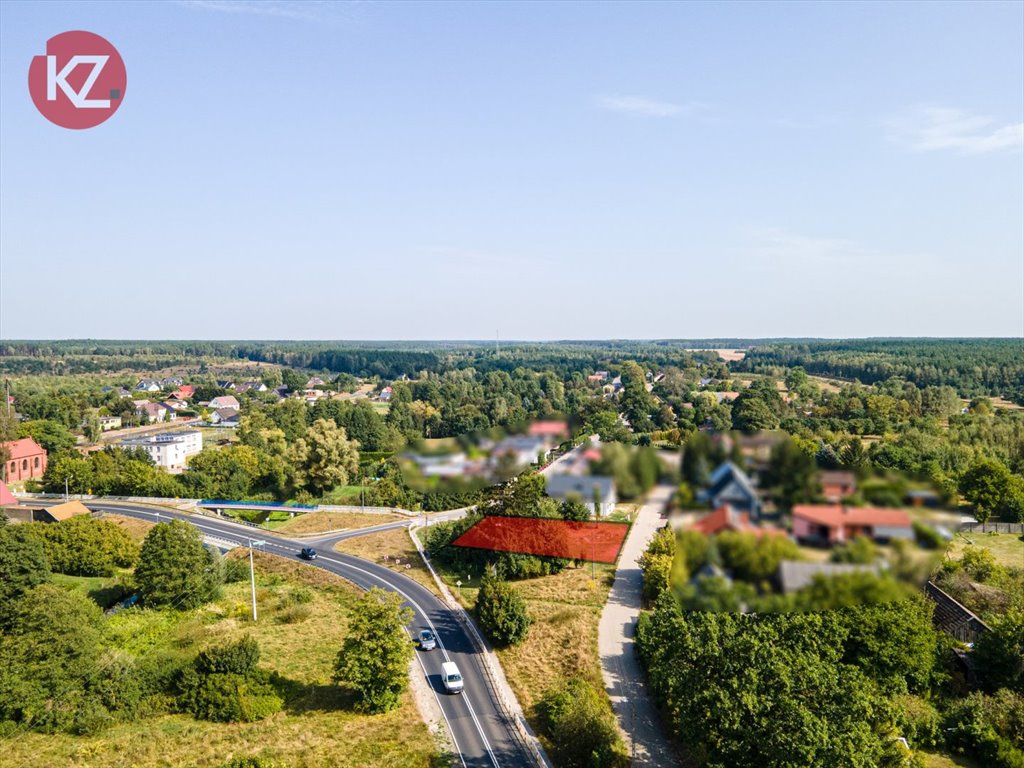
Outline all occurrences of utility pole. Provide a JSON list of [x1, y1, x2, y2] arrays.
[[65, 475, 72, 502], [248, 539, 266, 621], [4, 379, 10, 418]]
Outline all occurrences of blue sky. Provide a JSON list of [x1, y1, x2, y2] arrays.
[[1, 0, 1021, 340]]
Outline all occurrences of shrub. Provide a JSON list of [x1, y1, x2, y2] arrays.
[[912, 522, 946, 550], [25, 516, 140, 576], [974, 610, 1024, 693], [537, 677, 627, 768], [475, 575, 531, 646], [944, 692, 1024, 768], [892, 695, 941, 748], [178, 636, 282, 723], [276, 604, 311, 624]]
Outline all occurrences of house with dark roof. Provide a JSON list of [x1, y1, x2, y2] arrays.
[[792, 504, 913, 545], [698, 461, 763, 520], [2, 437, 48, 482], [209, 408, 241, 426], [545, 474, 617, 517]]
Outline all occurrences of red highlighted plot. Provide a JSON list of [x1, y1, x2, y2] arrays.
[[452, 516, 629, 564]]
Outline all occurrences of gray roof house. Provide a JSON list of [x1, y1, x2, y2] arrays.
[[776, 560, 882, 594], [698, 461, 763, 520], [545, 474, 617, 518]]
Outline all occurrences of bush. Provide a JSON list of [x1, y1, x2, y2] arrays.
[[974, 610, 1024, 693], [892, 695, 941, 748], [537, 677, 627, 768], [912, 522, 946, 550], [944, 692, 1024, 768], [475, 575, 531, 646], [0, 525, 50, 618], [222, 758, 284, 768], [276, 604, 311, 624], [178, 636, 282, 723], [26, 516, 140, 576]]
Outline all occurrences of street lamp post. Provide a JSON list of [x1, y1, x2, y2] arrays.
[[64, 475, 72, 502], [248, 539, 266, 622]]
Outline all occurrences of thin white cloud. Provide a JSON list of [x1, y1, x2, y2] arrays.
[[887, 105, 1024, 155], [178, 0, 334, 22], [597, 95, 700, 118]]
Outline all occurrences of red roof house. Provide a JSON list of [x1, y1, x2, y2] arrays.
[[820, 470, 857, 503], [691, 505, 787, 538], [2, 437, 48, 483], [0, 479, 19, 507], [528, 420, 570, 440], [792, 504, 913, 545]]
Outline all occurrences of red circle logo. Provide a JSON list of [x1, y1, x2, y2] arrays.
[[28, 31, 127, 130]]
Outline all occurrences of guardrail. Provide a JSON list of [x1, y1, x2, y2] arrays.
[[408, 525, 552, 768]]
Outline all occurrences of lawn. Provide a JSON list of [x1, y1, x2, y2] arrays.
[[50, 572, 130, 610], [4, 551, 440, 768], [921, 751, 980, 768], [946, 531, 1024, 569], [275, 510, 406, 535]]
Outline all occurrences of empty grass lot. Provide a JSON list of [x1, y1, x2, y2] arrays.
[[946, 531, 1024, 569], [5, 551, 438, 768]]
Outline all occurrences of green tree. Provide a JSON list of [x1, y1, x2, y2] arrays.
[[537, 677, 627, 768], [839, 599, 938, 695], [26, 515, 139, 576], [960, 458, 1016, 526], [290, 419, 360, 495], [636, 596, 903, 768], [475, 574, 532, 646], [0, 525, 51, 618], [559, 498, 591, 522], [829, 535, 879, 565], [763, 436, 821, 509], [974, 609, 1024, 694], [0, 584, 107, 733], [134, 520, 222, 609], [18, 419, 77, 454], [715, 530, 801, 583], [334, 588, 414, 713]]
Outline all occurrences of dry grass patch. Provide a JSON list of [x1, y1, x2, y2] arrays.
[[100, 512, 155, 542], [333, 527, 441, 598], [946, 532, 1024, 569], [276, 510, 406, 535], [490, 565, 615, 717]]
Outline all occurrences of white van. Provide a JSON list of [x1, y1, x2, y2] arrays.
[[441, 661, 464, 694]]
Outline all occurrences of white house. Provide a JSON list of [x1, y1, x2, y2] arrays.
[[136, 402, 176, 424], [135, 379, 161, 393], [208, 395, 240, 411], [209, 408, 241, 427], [120, 430, 202, 470], [490, 435, 551, 470], [545, 474, 617, 517]]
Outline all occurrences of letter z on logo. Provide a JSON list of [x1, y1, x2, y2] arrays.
[[29, 30, 127, 129]]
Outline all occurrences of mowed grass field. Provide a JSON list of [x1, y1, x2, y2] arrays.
[[275, 510, 407, 535], [946, 532, 1024, 569], [5, 552, 438, 768]]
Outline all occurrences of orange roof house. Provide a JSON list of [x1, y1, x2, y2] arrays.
[[691, 505, 788, 538], [528, 421, 570, 440], [42, 500, 92, 523], [820, 470, 857, 503], [2, 437, 48, 483], [792, 504, 912, 545]]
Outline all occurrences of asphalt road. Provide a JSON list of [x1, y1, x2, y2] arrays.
[[74, 501, 533, 768]]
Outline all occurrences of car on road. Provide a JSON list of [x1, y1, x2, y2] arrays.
[[441, 661, 464, 694], [419, 629, 437, 650], [299, 547, 318, 560]]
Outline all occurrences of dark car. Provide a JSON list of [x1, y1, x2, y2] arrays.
[[299, 547, 318, 560]]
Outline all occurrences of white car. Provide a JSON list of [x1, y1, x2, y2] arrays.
[[441, 661, 464, 694]]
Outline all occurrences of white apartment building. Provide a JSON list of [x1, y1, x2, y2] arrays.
[[120, 430, 203, 470]]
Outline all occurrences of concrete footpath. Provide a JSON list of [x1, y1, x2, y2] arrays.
[[598, 484, 678, 766]]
